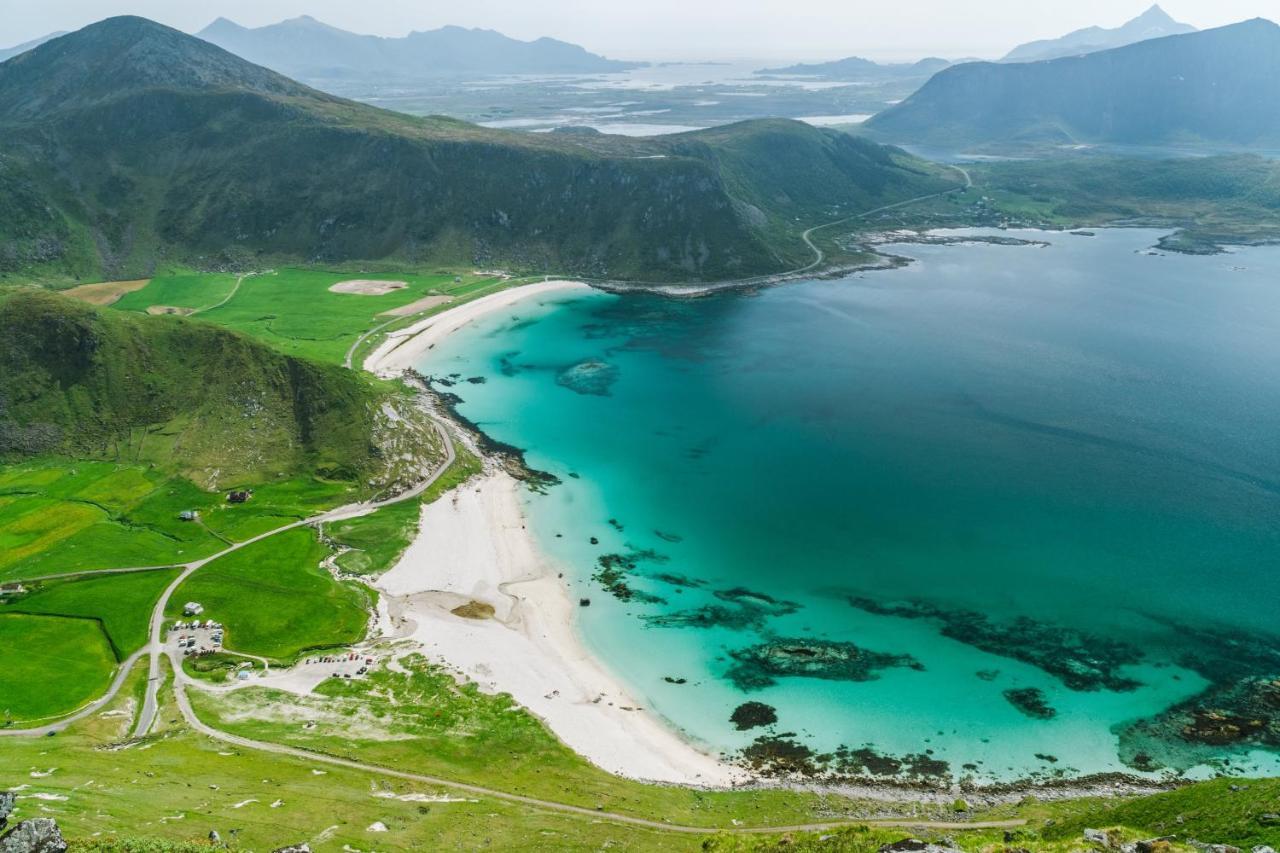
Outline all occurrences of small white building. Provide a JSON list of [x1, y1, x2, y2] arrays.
[[183, 602, 204, 616]]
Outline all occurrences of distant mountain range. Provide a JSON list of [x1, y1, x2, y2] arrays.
[[865, 19, 1280, 149], [0, 31, 67, 62], [1002, 4, 1196, 63], [195, 15, 642, 80], [0, 16, 956, 283], [757, 56, 952, 82]]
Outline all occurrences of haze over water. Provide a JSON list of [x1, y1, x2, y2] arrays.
[[421, 228, 1280, 782]]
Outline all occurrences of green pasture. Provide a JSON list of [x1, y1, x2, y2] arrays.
[[171, 527, 369, 661], [1, 569, 179, 658], [0, 613, 115, 723], [113, 268, 502, 363]]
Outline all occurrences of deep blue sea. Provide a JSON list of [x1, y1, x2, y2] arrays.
[[420, 229, 1280, 783]]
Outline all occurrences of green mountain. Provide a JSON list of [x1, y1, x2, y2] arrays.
[[865, 19, 1280, 150], [0, 16, 955, 284], [0, 289, 383, 486], [197, 16, 643, 79], [0, 31, 67, 62], [1002, 4, 1196, 63]]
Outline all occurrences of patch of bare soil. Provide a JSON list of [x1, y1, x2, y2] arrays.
[[61, 279, 150, 305], [330, 279, 409, 296], [146, 305, 195, 316]]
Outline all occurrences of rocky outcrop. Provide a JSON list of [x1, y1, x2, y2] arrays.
[[273, 845, 312, 853], [0, 818, 68, 853], [0, 792, 13, 829]]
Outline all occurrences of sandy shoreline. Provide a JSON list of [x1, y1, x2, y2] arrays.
[[363, 279, 593, 377], [364, 280, 745, 786]]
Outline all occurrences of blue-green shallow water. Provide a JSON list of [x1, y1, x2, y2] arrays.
[[420, 228, 1280, 783]]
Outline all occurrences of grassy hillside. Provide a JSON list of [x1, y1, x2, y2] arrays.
[[0, 289, 385, 487], [0, 17, 956, 285], [866, 19, 1280, 149]]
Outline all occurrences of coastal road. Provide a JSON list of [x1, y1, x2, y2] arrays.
[[796, 163, 974, 275], [129, 419, 456, 737]]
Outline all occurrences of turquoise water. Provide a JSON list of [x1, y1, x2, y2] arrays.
[[420, 229, 1280, 783]]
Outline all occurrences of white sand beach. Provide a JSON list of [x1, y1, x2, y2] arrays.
[[366, 280, 744, 787], [364, 280, 592, 377]]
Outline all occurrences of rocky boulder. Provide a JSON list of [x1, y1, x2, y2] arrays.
[[0, 818, 68, 853], [0, 792, 13, 828]]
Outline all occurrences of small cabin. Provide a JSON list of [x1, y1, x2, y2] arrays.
[[179, 510, 199, 521], [183, 601, 204, 616]]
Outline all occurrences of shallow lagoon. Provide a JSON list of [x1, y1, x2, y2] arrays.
[[420, 228, 1280, 783]]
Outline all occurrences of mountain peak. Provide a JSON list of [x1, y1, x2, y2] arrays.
[[1136, 4, 1175, 22], [0, 15, 314, 121]]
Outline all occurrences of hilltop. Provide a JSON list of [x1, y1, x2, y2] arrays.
[[1003, 4, 1196, 62], [0, 16, 957, 283], [197, 15, 642, 79], [865, 19, 1280, 150], [0, 289, 414, 488]]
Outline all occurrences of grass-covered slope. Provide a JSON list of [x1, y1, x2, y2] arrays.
[[866, 18, 1280, 149], [0, 290, 380, 486], [0, 16, 955, 284]]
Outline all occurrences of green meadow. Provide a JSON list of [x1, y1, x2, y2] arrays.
[[171, 527, 369, 661], [112, 268, 504, 364], [0, 459, 367, 583], [1, 568, 179, 658], [112, 272, 240, 313], [0, 613, 115, 723], [0, 461, 224, 581]]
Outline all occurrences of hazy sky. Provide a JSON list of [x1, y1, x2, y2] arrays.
[[1, 0, 1276, 61]]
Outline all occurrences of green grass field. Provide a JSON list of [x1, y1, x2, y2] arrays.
[[112, 268, 501, 364], [0, 459, 365, 583], [1, 569, 179, 658], [0, 461, 225, 580], [112, 272, 240, 313], [0, 613, 116, 722], [171, 527, 369, 661]]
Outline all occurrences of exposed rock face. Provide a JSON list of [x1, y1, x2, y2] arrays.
[[274, 845, 313, 853], [878, 839, 965, 853], [0, 791, 14, 828], [0, 818, 68, 853]]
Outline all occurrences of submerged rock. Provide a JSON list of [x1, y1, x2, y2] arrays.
[[724, 637, 923, 692], [592, 550, 667, 604], [849, 596, 1143, 692], [1003, 687, 1057, 720], [556, 360, 619, 396], [730, 701, 778, 731], [0, 819, 68, 853]]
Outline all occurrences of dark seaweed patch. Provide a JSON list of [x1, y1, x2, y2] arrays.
[[849, 597, 1142, 692], [730, 701, 778, 731], [724, 637, 923, 692], [645, 586, 801, 632], [1003, 687, 1056, 720], [651, 573, 704, 589], [592, 550, 668, 605]]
